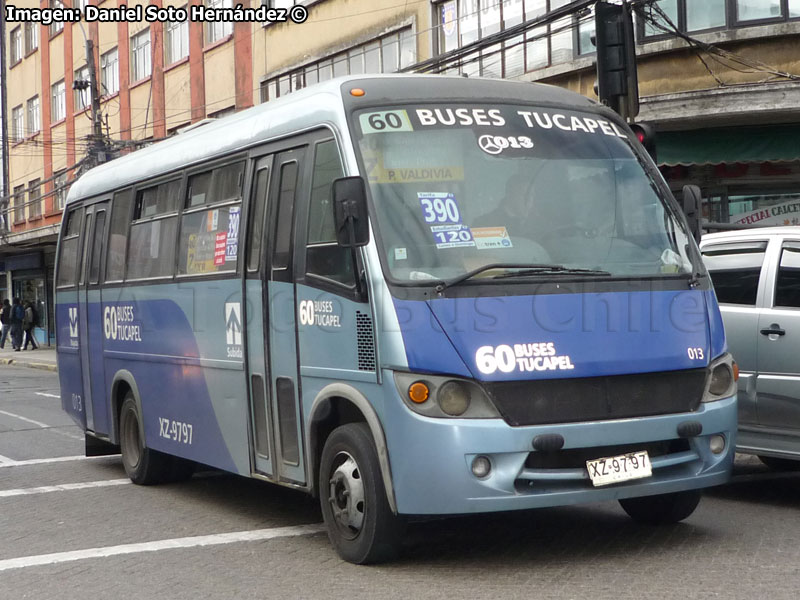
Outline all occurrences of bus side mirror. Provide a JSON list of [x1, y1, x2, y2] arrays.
[[333, 176, 370, 248], [682, 184, 702, 243]]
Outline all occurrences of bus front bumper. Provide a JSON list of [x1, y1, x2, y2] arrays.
[[383, 392, 736, 515]]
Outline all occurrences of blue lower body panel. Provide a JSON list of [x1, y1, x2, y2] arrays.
[[382, 381, 736, 515]]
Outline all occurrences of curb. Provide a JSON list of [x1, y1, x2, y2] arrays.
[[0, 358, 57, 372]]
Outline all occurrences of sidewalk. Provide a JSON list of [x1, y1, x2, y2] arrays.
[[0, 343, 58, 372]]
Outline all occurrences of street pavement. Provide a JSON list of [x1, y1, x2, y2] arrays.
[[3, 364, 800, 598]]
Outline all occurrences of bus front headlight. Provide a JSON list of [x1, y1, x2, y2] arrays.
[[394, 372, 500, 419], [702, 353, 737, 402]]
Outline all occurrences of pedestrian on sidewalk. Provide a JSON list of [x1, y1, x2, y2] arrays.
[[23, 301, 39, 351], [0, 299, 10, 349], [10, 297, 24, 351]]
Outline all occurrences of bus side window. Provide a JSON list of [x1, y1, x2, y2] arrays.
[[304, 139, 355, 288], [88, 211, 107, 285], [178, 161, 244, 276], [127, 180, 180, 280], [106, 189, 133, 282], [56, 207, 83, 288]]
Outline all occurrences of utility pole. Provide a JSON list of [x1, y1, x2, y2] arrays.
[[85, 38, 106, 165]]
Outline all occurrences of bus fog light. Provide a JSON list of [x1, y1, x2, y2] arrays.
[[710, 435, 726, 455], [438, 381, 470, 416], [471, 455, 492, 478]]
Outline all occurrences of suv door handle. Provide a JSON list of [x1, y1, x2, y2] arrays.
[[760, 325, 786, 336]]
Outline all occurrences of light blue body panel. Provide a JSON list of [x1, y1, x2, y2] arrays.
[[380, 379, 735, 514]]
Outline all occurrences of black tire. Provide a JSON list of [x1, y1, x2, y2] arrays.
[[619, 490, 701, 525], [319, 423, 404, 564], [758, 455, 800, 471], [119, 393, 179, 485]]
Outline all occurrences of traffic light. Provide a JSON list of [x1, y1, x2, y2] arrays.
[[594, 1, 639, 120], [630, 122, 656, 162]]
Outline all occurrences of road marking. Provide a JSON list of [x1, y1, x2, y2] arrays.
[[34, 392, 60, 399], [0, 409, 84, 441], [0, 409, 50, 428], [0, 455, 115, 469], [0, 523, 325, 572], [0, 478, 130, 498]]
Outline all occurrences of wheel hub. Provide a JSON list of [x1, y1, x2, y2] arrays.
[[328, 452, 365, 537]]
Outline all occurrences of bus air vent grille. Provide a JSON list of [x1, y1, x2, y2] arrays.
[[356, 311, 376, 371], [484, 368, 706, 427]]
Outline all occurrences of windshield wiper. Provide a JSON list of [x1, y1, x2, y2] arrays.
[[434, 263, 611, 294]]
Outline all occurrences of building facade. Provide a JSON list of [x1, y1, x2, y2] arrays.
[[3, 0, 800, 342]]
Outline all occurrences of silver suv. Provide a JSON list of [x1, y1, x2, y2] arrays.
[[701, 227, 800, 469]]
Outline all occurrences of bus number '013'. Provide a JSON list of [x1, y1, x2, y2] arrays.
[[159, 418, 193, 445]]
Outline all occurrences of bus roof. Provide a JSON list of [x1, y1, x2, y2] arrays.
[[65, 74, 600, 205]]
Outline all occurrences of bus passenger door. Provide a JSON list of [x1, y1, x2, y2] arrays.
[[267, 148, 308, 485], [244, 155, 275, 477], [78, 200, 110, 434]]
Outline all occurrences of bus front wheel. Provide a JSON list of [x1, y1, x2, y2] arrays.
[[619, 490, 701, 525], [120, 393, 183, 485], [319, 423, 404, 564]]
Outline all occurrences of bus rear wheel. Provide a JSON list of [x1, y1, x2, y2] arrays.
[[319, 423, 404, 564], [619, 490, 701, 525], [119, 393, 187, 485]]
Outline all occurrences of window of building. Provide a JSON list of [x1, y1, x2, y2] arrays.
[[13, 185, 26, 223], [261, 27, 416, 102], [776, 242, 800, 308], [10, 27, 22, 65], [165, 12, 189, 64], [306, 140, 355, 286], [131, 29, 152, 81], [640, 0, 799, 38], [127, 180, 181, 280], [57, 208, 83, 287], [27, 96, 40, 135], [77, 0, 91, 11], [206, 0, 233, 44], [51, 80, 66, 122], [53, 171, 69, 211], [24, 21, 38, 54], [101, 48, 119, 95], [178, 162, 244, 275], [701, 241, 767, 305], [11, 106, 24, 142], [28, 179, 42, 219], [577, 5, 596, 55], [74, 65, 90, 111]]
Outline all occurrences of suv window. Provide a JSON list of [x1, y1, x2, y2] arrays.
[[775, 242, 800, 309], [702, 241, 767, 305]]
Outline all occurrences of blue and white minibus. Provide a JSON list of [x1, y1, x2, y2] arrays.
[[56, 75, 737, 564]]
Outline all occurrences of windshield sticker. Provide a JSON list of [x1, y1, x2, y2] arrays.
[[471, 226, 513, 250], [431, 224, 475, 249], [394, 247, 408, 260], [226, 206, 240, 262], [360, 110, 415, 134], [419, 192, 463, 225], [478, 134, 534, 156]]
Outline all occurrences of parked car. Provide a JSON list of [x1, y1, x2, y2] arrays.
[[701, 227, 800, 469]]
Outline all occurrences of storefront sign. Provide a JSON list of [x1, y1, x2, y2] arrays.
[[734, 199, 800, 227]]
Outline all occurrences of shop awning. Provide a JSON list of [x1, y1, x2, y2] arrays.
[[657, 124, 800, 167]]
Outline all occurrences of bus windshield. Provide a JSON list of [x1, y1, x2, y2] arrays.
[[353, 103, 696, 285]]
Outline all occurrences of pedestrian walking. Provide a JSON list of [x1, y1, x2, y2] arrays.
[[23, 301, 39, 351], [10, 297, 24, 351], [0, 299, 10, 349]]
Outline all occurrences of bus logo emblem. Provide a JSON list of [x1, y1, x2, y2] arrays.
[[69, 307, 78, 338], [225, 302, 242, 346]]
